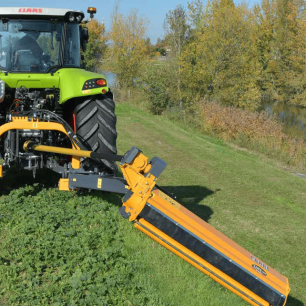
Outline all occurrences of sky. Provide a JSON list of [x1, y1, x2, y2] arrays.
[[1, 0, 261, 44]]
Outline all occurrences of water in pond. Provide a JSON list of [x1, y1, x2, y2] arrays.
[[260, 101, 306, 138]]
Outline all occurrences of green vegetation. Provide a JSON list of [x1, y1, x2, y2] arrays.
[[105, 9, 147, 91], [0, 185, 167, 306], [2, 103, 304, 305], [82, 19, 107, 72]]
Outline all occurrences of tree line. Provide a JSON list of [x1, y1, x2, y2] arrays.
[[84, 0, 306, 114]]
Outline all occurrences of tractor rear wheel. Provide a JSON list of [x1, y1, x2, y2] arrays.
[[74, 93, 117, 174]]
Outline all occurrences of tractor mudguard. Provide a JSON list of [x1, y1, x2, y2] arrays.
[[56, 68, 110, 103]]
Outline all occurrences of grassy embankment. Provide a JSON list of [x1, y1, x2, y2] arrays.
[[0, 102, 305, 305]]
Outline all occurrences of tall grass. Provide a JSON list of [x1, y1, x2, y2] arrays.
[[200, 101, 306, 170]]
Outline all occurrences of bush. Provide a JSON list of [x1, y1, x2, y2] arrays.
[[140, 63, 176, 115], [201, 101, 306, 169]]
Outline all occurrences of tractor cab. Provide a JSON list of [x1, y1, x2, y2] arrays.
[[0, 8, 91, 73]]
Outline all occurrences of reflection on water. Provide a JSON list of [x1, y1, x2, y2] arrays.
[[259, 102, 306, 138]]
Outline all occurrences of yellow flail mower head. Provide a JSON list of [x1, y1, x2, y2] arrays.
[[0, 117, 290, 306]]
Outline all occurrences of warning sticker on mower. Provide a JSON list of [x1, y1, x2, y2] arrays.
[[159, 192, 181, 210], [97, 178, 102, 189]]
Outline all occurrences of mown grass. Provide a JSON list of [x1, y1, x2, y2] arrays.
[[0, 102, 305, 305], [116, 102, 305, 306]]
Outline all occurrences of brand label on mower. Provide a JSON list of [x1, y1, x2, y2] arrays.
[[251, 255, 269, 271], [18, 8, 43, 13], [252, 264, 267, 276]]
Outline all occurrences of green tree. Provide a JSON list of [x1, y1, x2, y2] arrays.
[[164, 5, 190, 58], [84, 19, 107, 72], [106, 9, 148, 95], [164, 5, 190, 109], [253, 0, 306, 105], [253, 0, 277, 101], [188, 0, 206, 31], [140, 63, 176, 114], [181, 0, 261, 109], [273, 0, 306, 105]]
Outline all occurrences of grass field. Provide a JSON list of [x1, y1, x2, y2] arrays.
[[0, 102, 305, 305]]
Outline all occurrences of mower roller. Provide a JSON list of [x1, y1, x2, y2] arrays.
[[0, 6, 289, 306]]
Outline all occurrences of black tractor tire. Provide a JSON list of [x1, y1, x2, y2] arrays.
[[74, 93, 117, 174]]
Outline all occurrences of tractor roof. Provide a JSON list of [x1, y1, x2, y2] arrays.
[[0, 7, 84, 20]]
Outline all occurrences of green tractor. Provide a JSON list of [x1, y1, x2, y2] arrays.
[[0, 6, 117, 175]]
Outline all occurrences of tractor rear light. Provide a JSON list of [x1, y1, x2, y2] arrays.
[[102, 89, 106, 94], [96, 79, 107, 87], [82, 78, 107, 90], [0, 80, 5, 103]]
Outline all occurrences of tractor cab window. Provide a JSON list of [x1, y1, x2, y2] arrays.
[[0, 20, 63, 72], [63, 23, 80, 67]]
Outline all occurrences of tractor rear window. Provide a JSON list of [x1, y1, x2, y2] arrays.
[[63, 23, 80, 68], [0, 20, 63, 72]]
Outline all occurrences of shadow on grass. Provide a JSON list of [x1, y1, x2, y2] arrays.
[[157, 185, 217, 222], [91, 184, 216, 223], [0, 167, 60, 196], [91, 190, 123, 206], [287, 295, 305, 306], [1, 169, 216, 225]]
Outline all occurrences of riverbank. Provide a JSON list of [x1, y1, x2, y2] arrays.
[[123, 90, 306, 174], [260, 101, 306, 139]]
